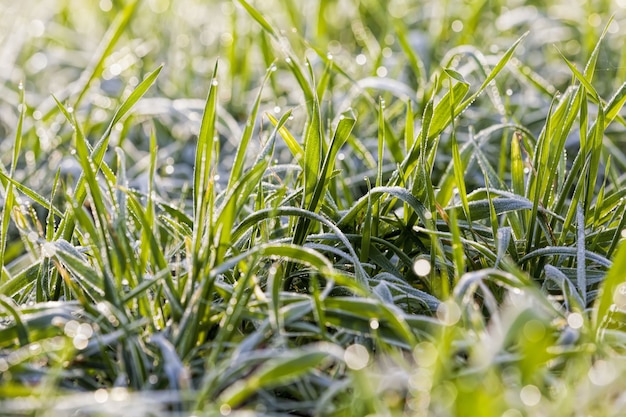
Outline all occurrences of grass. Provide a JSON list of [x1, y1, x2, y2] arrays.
[[1, 0, 626, 415]]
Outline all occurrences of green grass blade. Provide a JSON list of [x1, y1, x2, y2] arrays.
[[0, 85, 25, 273], [102, 65, 163, 141], [267, 113, 305, 162], [576, 204, 587, 306], [228, 67, 272, 189], [71, 0, 140, 110], [219, 350, 329, 407], [236, 0, 279, 38], [0, 295, 29, 345], [593, 238, 626, 339], [191, 62, 219, 273], [303, 95, 323, 210]]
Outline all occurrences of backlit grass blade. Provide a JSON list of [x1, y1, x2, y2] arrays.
[[228, 67, 273, 189], [126, 193, 183, 319], [374, 99, 385, 238], [231, 206, 367, 286], [54, 0, 140, 113], [604, 81, 626, 128], [0, 295, 29, 346], [0, 174, 61, 218], [407, 31, 527, 155], [394, 19, 426, 97], [214, 138, 275, 263], [510, 131, 525, 197], [519, 246, 611, 268], [558, 50, 600, 102], [404, 100, 415, 155], [71, 114, 119, 306], [54, 65, 163, 241], [593, 239, 626, 340], [376, 99, 385, 189], [360, 181, 373, 263], [399, 92, 433, 182], [544, 265, 585, 312], [267, 112, 305, 162], [323, 297, 418, 346], [448, 205, 465, 282], [303, 95, 323, 210], [218, 349, 330, 408], [102, 65, 164, 142], [238, 0, 317, 108], [447, 69, 471, 225], [51, 240, 105, 298], [464, 32, 529, 108], [584, 104, 605, 212], [425, 77, 469, 142], [205, 260, 258, 367], [0, 85, 25, 273], [291, 106, 356, 257], [576, 204, 587, 306], [525, 97, 557, 253], [606, 199, 626, 258], [236, 0, 279, 38], [191, 62, 219, 280], [338, 186, 432, 230], [0, 263, 40, 297], [583, 16, 613, 82], [194, 61, 219, 215]]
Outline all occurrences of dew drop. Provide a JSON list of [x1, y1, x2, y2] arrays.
[[27, 231, 38, 243], [413, 258, 431, 277], [436, 300, 461, 326], [520, 385, 541, 406], [94, 389, 108, 403], [344, 344, 369, 370], [588, 360, 617, 386], [220, 404, 232, 416], [567, 313, 584, 329], [451, 20, 464, 32], [41, 241, 57, 257]]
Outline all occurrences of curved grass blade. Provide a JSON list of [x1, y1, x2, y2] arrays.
[[218, 349, 330, 408]]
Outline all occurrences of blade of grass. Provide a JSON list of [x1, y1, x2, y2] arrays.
[[0, 84, 25, 275]]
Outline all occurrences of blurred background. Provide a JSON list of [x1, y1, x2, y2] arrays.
[[1, 0, 624, 201]]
